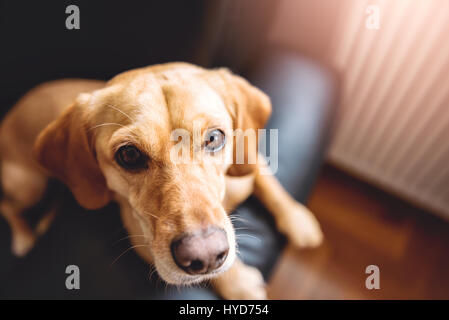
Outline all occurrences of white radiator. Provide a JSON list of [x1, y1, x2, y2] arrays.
[[327, 0, 449, 219]]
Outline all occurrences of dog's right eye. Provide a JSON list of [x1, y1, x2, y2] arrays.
[[115, 145, 147, 170]]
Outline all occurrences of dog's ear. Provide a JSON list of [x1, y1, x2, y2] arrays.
[[33, 95, 111, 209], [205, 68, 272, 176]]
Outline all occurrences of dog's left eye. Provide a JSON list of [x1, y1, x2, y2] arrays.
[[115, 145, 148, 170], [204, 129, 226, 152]]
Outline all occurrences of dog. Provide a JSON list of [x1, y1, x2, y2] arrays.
[[0, 62, 323, 299]]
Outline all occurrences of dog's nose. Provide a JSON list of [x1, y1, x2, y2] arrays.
[[171, 227, 229, 275]]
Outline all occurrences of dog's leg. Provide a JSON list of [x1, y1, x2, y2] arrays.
[[0, 161, 48, 256], [0, 198, 36, 256], [253, 159, 323, 248], [212, 258, 267, 300]]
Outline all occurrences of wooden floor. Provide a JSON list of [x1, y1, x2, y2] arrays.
[[267, 165, 449, 299]]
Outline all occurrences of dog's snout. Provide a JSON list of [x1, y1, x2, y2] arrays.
[[171, 227, 229, 275]]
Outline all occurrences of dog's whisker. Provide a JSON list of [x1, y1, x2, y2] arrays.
[[203, 278, 211, 289], [147, 212, 160, 220], [230, 217, 250, 225], [105, 103, 134, 121], [235, 214, 251, 222], [229, 211, 250, 223], [236, 234, 262, 242], [164, 280, 170, 295], [88, 122, 126, 131], [112, 234, 148, 246], [110, 244, 149, 267], [233, 227, 251, 231], [148, 265, 158, 282]]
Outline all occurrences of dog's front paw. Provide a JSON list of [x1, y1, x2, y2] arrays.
[[11, 231, 36, 257], [277, 202, 323, 249], [213, 262, 267, 300]]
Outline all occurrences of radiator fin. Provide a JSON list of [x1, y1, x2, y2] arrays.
[[328, 0, 449, 218]]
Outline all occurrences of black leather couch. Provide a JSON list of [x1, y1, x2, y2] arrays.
[[0, 0, 337, 299]]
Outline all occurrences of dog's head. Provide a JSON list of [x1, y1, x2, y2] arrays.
[[33, 63, 271, 285]]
